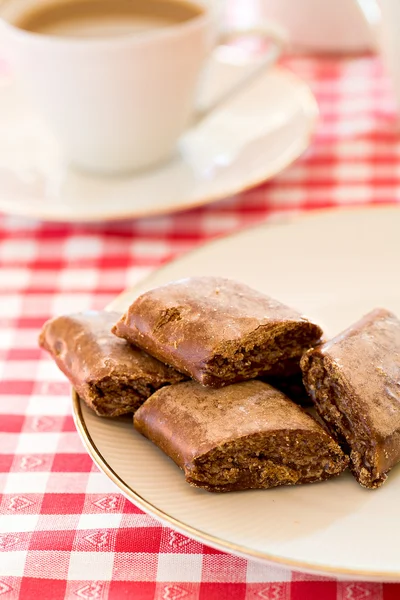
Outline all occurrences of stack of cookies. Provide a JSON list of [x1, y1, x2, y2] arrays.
[[39, 277, 400, 492]]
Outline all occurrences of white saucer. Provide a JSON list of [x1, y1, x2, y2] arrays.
[[0, 52, 318, 222], [74, 207, 400, 580]]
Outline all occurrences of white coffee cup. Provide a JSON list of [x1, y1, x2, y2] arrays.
[[373, 0, 400, 111], [351, 0, 400, 111], [0, 0, 285, 174], [259, 0, 400, 112], [259, 0, 376, 53]]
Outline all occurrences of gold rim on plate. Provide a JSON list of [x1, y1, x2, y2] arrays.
[[72, 205, 400, 579]]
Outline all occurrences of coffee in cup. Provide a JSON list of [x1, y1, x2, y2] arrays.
[[1, 0, 285, 173], [15, 0, 203, 38]]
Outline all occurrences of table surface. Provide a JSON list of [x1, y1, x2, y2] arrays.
[[2, 51, 400, 600]]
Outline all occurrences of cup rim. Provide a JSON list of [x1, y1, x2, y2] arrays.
[[0, 0, 211, 47]]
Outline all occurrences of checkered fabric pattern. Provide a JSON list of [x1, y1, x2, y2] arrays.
[[2, 52, 400, 600]]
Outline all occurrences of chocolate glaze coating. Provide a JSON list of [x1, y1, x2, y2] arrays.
[[301, 308, 400, 488], [39, 311, 185, 417], [134, 380, 348, 492], [113, 277, 323, 387]]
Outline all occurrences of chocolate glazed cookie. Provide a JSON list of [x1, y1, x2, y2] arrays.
[[113, 277, 323, 387], [301, 308, 400, 489], [134, 380, 348, 492], [39, 311, 186, 417]]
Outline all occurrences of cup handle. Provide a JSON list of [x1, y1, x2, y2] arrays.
[[194, 22, 287, 125]]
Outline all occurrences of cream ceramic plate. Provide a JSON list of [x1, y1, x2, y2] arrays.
[[0, 52, 317, 222], [73, 207, 400, 580]]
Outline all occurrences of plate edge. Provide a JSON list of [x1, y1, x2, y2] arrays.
[[72, 392, 400, 581], [73, 205, 400, 579], [107, 203, 400, 311]]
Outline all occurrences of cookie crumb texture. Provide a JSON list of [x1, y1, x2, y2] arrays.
[[301, 308, 400, 489], [134, 380, 348, 492], [87, 376, 162, 417], [113, 277, 323, 387]]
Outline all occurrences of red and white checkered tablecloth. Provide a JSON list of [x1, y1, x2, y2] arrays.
[[2, 52, 400, 600]]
